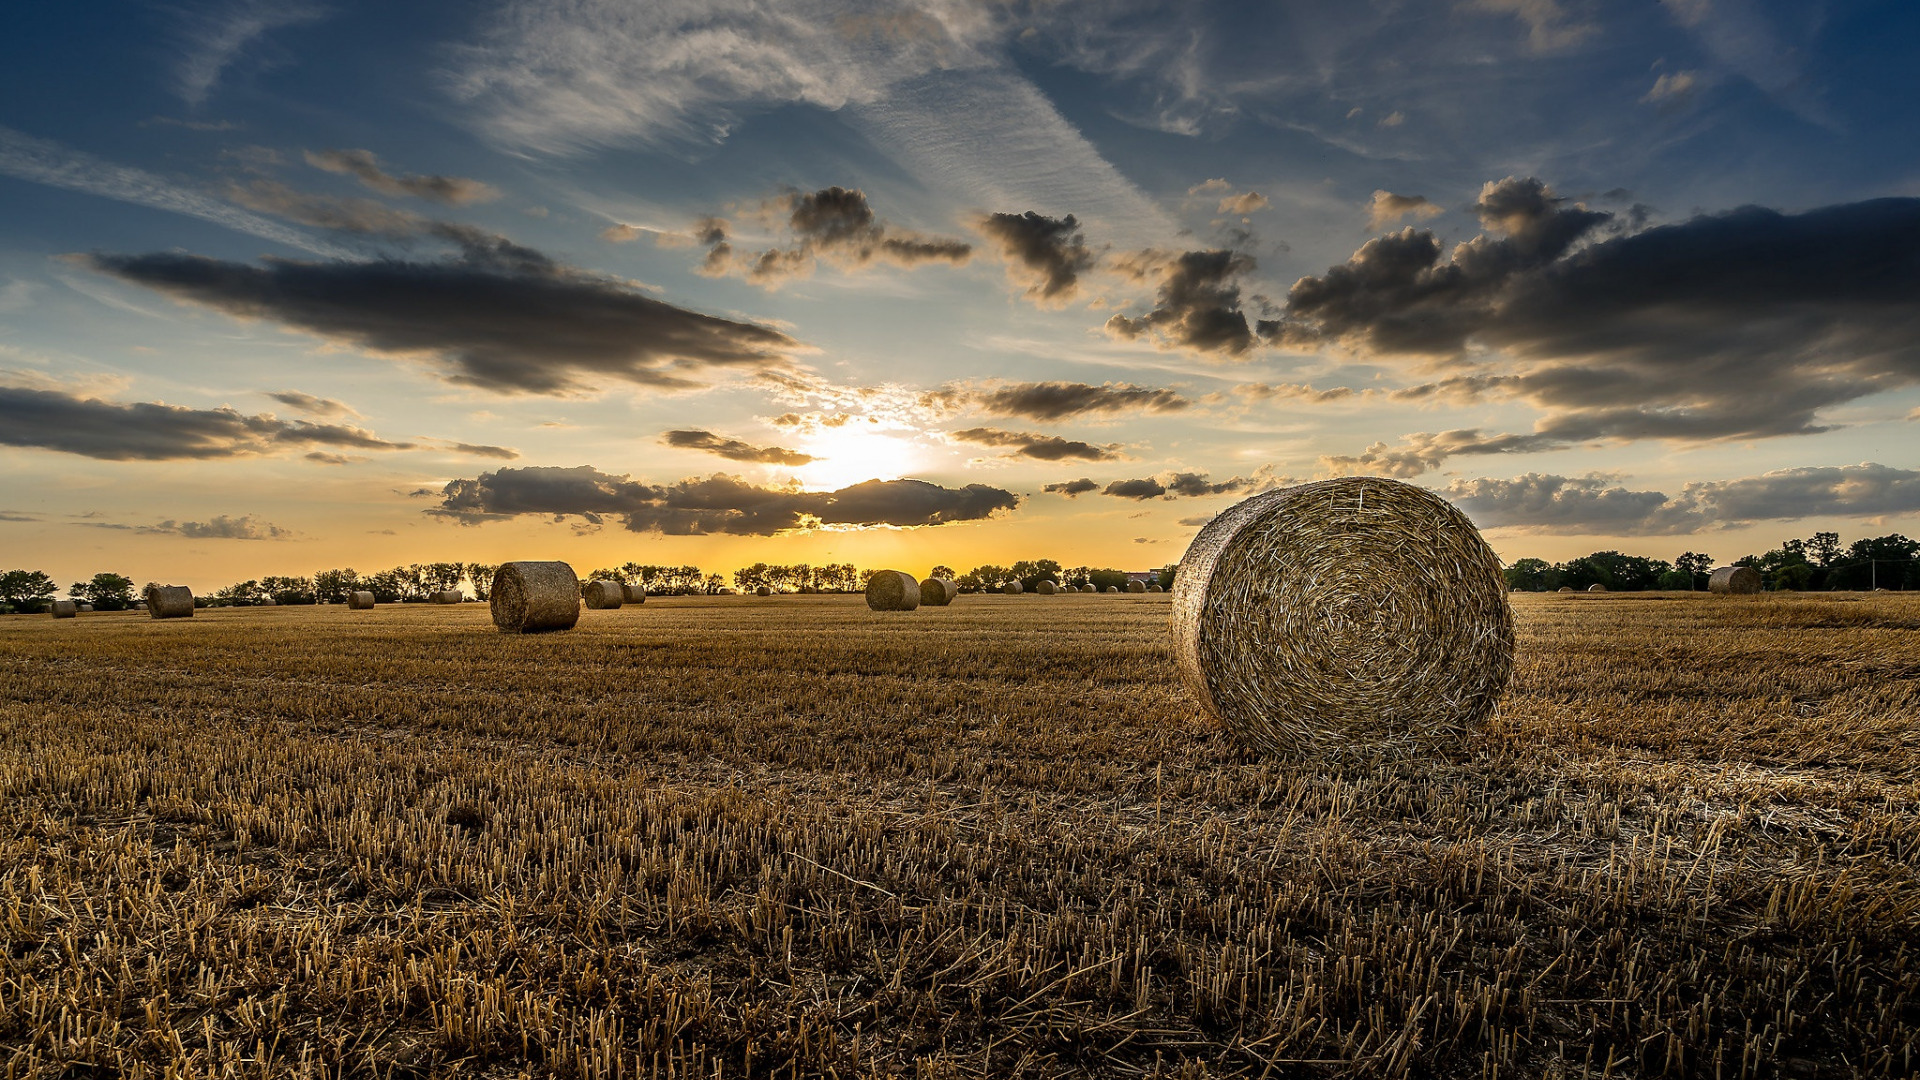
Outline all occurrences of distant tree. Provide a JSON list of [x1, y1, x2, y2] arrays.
[[214, 580, 267, 606], [1062, 565, 1092, 589], [959, 564, 1010, 592], [422, 563, 466, 592], [1806, 532, 1843, 567], [1155, 565, 1177, 590], [1009, 558, 1063, 592], [1086, 568, 1131, 592], [313, 568, 359, 604], [1503, 558, 1554, 592], [465, 563, 498, 600], [1656, 569, 1693, 591], [259, 575, 316, 605], [703, 573, 725, 594], [929, 565, 956, 581], [0, 569, 58, 614], [1558, 551, 1669, 592], [733, 563, 773, 591], [1837, 534, 1920, 590], [1674, 552, 1713, 590], [364, 568, 412, 602], [70, 572, 135, 610]]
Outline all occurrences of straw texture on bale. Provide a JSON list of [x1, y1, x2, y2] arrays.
[[582, 580, 625, 609], [430, 590, 464, 605], [865, 570, 921, 611], [1003, 580, 1024, 595], [347, 591, 376, 610], [1170, 476, 1513, 758], [1587, 584, 1607, 593], [51, 600, 76, 619], [1710, 566, 1762, 595], [918, 578, 956, 606], [144, 585, 194, 619], [755, 585, 773, 597], [1036, 580, 1057, 595], [490, 561, 581, 634], [622, 582, 647, 604], [1127, 579, 1147, 593]]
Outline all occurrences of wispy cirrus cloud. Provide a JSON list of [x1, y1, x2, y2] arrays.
[[303, 149, 498, 204], [173, 0, 329, 107]]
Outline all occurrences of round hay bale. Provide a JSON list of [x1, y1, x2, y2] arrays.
[[1709, 566, 1761, 595], [430, 590, 464, 605], [1003, 580, 1024, 595], [490, 562, 581, 633], [77, 602, 94, 612], [919, 577, 956, 606], [347, 591, 376, 610], [51, 600, 77, 619], [144, 585, 194, 619], [754, 585, 773, 597], [1587, 583, 1607, 593], [866, 570, 921, 611], [1103, 586, 1120, 594], [1170, 476, 1513, 758], [1127, 579, 1147, 593], [1082, 585, 1098, 594], [1147, 583, 1164, 593], [259, 597, 277, 606], [1036, 580, 1057, 595], [622, 582, 647, 604], [1556, 586, 1574, 593], [582, 579, 625, 609]]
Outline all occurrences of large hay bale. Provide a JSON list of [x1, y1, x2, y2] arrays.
[[144, 585, 194, 619], [1587, 583, 1607, 593], [1170, 476, 1513, 758], [1003, 580, 1023, 595], [919, 577, 956, 606], [622, 582, 647, 604], [490, 562, 581, 633], [582, 579, 625, 609], [866, 570, 921, 611], [430, 590, 464, 605], [51, 600, 76, 619], [1709, 566, 1761, 595], [1127, 579, 1147, 593], [347, 591, 376, 610], [1036, 580, 1057, 595]]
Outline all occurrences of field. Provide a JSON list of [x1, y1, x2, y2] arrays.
[[2, 592, 1916, 1078]]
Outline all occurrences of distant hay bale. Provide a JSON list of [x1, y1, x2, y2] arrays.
[[1036, 580, 1057, 595], [755, 585, 773, 597], [490, 561, 581, 634], [1103, 586, 1120, 594], [1003, 580, 1024, 595], [919, 577, 956, 606], [582, 579, 625, 609], [1170, 476, 1513, 758], [622, 582, 647, 604], [1083, 585, 1098, 594], [430, 590, 464, 605], [347, 591, 376, 610], [1127, 580, 1147, 593], [1587, 584, 1607, 593], [1709, 566, 1762, 595], [1147, 584, 1164, 593], [1556, 586, 1574, 594], [77, 603, 93, 612], [866, 570, 921, 611], [51, 600, 76, 619], [144, 585, 194, 620], [259, 597, 277, 606]]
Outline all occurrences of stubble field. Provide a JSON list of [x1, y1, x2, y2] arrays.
[[1, 591, 1916, 1079]]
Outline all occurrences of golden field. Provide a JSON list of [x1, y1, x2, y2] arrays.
[[1, 592, 1916, 1078]]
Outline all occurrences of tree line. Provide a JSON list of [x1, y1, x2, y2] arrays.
[[1504, 531, 1920, 592]]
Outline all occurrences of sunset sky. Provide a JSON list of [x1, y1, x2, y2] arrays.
[[4, 0, 1918, 591]]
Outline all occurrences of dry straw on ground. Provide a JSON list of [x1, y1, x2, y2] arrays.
[[582, 580, 625, 610], [143, 585, 193, 619], [347, 591, 375, 610], [489, 562, 581, 634], [50, 600, 75, 619], [622, 582, 647, 604], [865, 571, 920, 611], [918, 578, 956, 606], [1171, 476, 1514, 758], [1711, 566, 1763, 595]]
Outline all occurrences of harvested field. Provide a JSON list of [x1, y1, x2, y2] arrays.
[[1, 592, 1917, 1078]]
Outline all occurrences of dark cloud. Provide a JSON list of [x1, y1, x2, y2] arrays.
[[1043, 477, 1099, 497], [0, 384, 414, 461], [663, 429, 814, 466], [1103, 477, 1167, 500], [1321, 429, 1560, 478], [1446, 463, 1920, 534], [700, 187, 971, 286], [1107, 249, 1257, 356], [923, 380, 1190, 421], [81, 514, 294, 540], [975, 211, 1096, 305], [1177, 514, 1215, 527], [1268, 178, 1920, 446], [1102, 469, 1283, 500], [305, 149, 498, 205], [446, 442, 520, 460], [431, 465, 1018, 535], [948, 427, 1122, 462], [84, 235, 804, 395], [265, 390, 358, 418], [0, 510, 39, 522], [304, 452, 361, 465], [1233, 382, 1362, 404]]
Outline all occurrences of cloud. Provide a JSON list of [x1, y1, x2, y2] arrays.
[[265, 390, 358, 418], [1320, 429, 1560, 478], [173, 0, 328, 106], [0, 384, 414, 461], [430, 465, 1018, 534], [975, 211, 1096, 305], [1044, 477, 1099, 497], [226, 179, 432, 237], [947, 428, 1122, 462], [1233, 382, 1363, 405], [663, 429, 813, 465], [83, 514, 295, 540], [0, 511, 39, 522], [1446, 463, 1920, 534], [1377, 111, 1405, 128], [1267, 178, 1920, 447], [1177, 514, 1214, 527], [601, 223, 643, 242], [1216, 191, 1268, 216], [1107, 249, 1257, 356], [699, 186, 970, 286], [1468, 0, 1596, 53], [1368, 190, 1444, 229], [444, 441, 520, 460], [1641, 70, 1699, 105], [924, 380, 1191, 421], [304, 452, 359, 465], [0, 125, 344, 257], [1101, 469, 1280, 500], [304, 149, 498, 204], [84, 235, 805, 395]]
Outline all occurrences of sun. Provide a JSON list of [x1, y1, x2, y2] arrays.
[[793, 426, 922, 491]]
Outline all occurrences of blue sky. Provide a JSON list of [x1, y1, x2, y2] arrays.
[[3, 0, 1918, 587]]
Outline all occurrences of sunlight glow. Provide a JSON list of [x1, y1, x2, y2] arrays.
[[793, 426, 922, 491]]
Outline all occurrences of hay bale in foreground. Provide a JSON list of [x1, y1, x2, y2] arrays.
[[1709, 566, 1762, 595], [1170, 476, 1513, 758], [622, 582, 647, 604], [145, 585, 194, 619], [347, 591, 376, 610], [430, 590, 464, 605], [1127, 580, 1147, 593], [582, 580, 625, 609], [866, 570, 920, 611], [919, 577, 956, 606], [51, 600, 76, 619], [1003, 580, 1024, 595], [1036, 580, 1057, 595], [490, 562, 581, 634], [1587, 583, 1607, 593]]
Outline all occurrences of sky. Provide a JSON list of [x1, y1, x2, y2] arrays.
[[3, 0, 1919, 591]]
